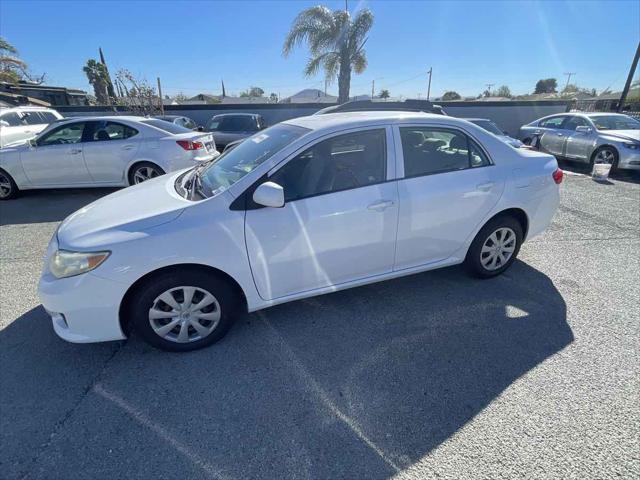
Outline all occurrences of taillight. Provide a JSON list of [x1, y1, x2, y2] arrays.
[[552, 168, 563, 184], [176, 140, 204, 151]]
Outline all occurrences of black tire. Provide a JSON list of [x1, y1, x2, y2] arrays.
[[464, 215, 523, 278], [589, 146, 619, 173], [128, 269, 239, 352], [0, 168, 19, 200], [128, 162, 165, 185]]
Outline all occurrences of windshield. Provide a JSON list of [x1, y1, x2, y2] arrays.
[[590, 115, 640, 131], [141, 119, 192, 134], [470, 119, 504, 136], [199, 123, 308, 197]]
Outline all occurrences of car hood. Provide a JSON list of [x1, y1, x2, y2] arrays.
[[0, 140, 29, 151], [599, 130, 640, 142], [57, 171, 191, 250]]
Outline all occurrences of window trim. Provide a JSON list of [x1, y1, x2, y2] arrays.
[[392, 124, 494, 180]]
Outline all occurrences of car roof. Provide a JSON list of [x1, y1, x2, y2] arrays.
[[155, 115, 182, 120], [0, 106, 58, 113], [284, 111, 455, 131], [584, 112, 630, 117], [465, 118, 491, 122], [57, 115, 148, 123], [212, 113, 258, 118]]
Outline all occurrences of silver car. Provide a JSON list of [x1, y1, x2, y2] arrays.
[[518, 113, 640, 171]]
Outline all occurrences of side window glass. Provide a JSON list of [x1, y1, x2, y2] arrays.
[[1, 112, 23, 127], [272, 129, 387, 202], [400, 127, 474, 177], [22, 112, 46, 125], [540, 117, 565, 129], [92, 122, 138, 141], [39, 123, 85, 146], [39, 112, 59, 123], [469, 139, 491, 167], [563, 117, 587, 131]]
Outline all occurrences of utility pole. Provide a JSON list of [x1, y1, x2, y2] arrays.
[[427, 67, 432, 101], [371, 79, 375, 99], [563, 72, 576, 91], [618, 41, 640, 112], [485, 83, 494, 96], [157, 77, 164, 115]]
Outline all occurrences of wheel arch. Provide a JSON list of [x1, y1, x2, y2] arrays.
[[118, 263, 248, 336], [126, 159, 165, 185], [481, 207, 530, 241], [590, 144, 619, 162]]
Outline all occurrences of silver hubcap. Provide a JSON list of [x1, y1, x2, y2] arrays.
[[133, 166, 160, 184], [0, 173, 12, 198], [595, 149, 615, 165], [149, 286, 221, 343], [480, 227, 516, 271]]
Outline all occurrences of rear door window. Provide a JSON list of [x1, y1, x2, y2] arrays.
[[539, 116, 567, 129], [1, 112, 23, 126]]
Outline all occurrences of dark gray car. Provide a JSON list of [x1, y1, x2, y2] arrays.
[[203, 113, 266, 152]]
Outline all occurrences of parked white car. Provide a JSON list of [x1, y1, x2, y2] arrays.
[[0, 106, 63, 148], [39, 112, 562, 351], [0, 116, 217, 199]]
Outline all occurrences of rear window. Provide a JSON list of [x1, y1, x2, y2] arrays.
[[141, 119, 192, 134]]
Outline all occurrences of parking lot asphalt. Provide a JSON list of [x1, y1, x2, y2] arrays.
[[1, 164, 638, 480]]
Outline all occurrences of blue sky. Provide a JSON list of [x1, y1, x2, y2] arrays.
[[1, 0, 638, 99]]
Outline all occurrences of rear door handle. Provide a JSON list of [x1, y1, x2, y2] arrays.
[[367, 200, 394, 212], [476, 181, 495, 192], [69, 148, 82, 155]]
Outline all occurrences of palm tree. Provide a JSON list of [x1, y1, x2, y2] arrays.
[[0, 37, 27, 84], [83, 59, 111, 104], [283, 5, 373, 103]]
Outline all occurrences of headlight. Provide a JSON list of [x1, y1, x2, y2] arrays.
[[623, 142, 639, 150], [49, 250, 110, 279]]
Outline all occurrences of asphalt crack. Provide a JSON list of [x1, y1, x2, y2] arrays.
[[17, 340, 126, 480]]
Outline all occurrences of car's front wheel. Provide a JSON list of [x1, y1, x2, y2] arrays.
[[465, 216, 523, 278], [129, 269, 240, 351], [0, 168, 19, 200], [590, 146, 618, 173], [128, 162, 165, 185]]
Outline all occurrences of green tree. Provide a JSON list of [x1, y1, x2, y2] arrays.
[[283, 5, 374, 103], [495, 85, 512, 98], [83, 59, 111, 104], [240, 86, 264, 97], [378, 88, 390, 99], [0, 37, 44, 84], [442, 90, 461, 101], [534, 78, 558, 94]]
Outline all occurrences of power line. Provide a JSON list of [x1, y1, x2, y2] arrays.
[[563, 72, 576, 90]]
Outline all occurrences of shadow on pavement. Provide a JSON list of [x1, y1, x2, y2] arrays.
[[0, 188, 118, 226], [557, 158, 640, 184], [0, 261, 573, 479]]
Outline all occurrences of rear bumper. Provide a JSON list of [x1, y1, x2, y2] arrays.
[[38, 271, 127, 343]]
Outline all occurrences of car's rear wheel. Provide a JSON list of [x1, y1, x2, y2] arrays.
[[0, 168, 19, 200], [129, 270, 239, 352], [465, 216, 523, 278], [128, 162, 165, 185]]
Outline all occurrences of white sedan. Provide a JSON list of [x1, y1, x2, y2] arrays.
[[39, 112, 562, 351], [0, 116, 217, 199]]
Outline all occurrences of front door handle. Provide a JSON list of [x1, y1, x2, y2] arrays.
[[122, 144, 135, 150], [476, 181, 495, 192], [69, 148, 82, 155], [367, 200, 394, 212]]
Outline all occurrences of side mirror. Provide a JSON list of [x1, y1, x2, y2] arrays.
[[575, 125, 592, 134], [253, 181, 284, 208], [197, 126, 204, 132], [28, 138, 37, 148]]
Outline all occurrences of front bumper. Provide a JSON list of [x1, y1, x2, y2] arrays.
[[39, 270, 128, 343], [618, 149, 640, 170]]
